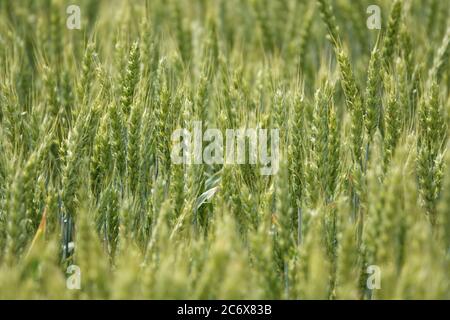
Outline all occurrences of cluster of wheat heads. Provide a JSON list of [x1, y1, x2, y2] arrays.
[[0, 0, 448, 299]]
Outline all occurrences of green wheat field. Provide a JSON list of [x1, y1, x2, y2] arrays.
[[0, 0, 449, 299]]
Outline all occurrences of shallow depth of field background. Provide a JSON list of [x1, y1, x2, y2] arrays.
[[0, 0, 448, 299]]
